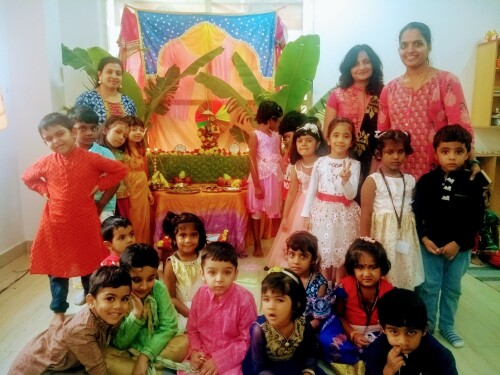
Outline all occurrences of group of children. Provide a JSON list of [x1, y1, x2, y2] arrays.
[[10, 100, 483, 374]]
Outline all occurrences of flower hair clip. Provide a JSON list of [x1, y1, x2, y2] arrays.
[[359, 236, 376, 243], [297, 123, 320, 135], [373, 130, 386, 139], [268, 266, 301, 285]]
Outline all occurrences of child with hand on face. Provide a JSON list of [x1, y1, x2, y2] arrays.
[[8, 266, 132, 375], [100, 215, 136, 266], [319, 238, 393, 368], [163, 211, 207, 332], [69, 104, 119, 221], [243, 267, 319, 375], [105, 244, 188, 375], [180, 242, 257, 375], [364, 288, 457, 375], [21, 113, 127, 323]]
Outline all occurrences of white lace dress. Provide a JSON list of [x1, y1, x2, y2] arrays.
[[301, 156, 361, 269], [369, 172, 424, 289]]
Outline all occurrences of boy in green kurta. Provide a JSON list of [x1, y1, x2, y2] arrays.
[[105, 244, 188, 374]]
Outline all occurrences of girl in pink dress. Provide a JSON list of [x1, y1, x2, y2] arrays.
[[267, 123, 328, 268], [246, 100, 284, 258], [378, 22, 477, 180]]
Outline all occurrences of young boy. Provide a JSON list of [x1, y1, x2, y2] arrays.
[[181, 241, 257, 375], [8, 266, 132, 374], [101, 215, 136, 266], [68, 104, 119, 221], [21, 113, 127, 322], [363, 288, 457, 375], [105, 243, 188, 374], [412, 124, 485, 348]]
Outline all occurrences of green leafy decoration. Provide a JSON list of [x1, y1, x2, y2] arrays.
[[232, 52, 266, 103], [226, 98, 253, 125], [306, 88, 334, 125], [229, 125, 250, 144], [61, 44, 97, 85], [143, 66, 181, 126], [181, 46, 224, 78]]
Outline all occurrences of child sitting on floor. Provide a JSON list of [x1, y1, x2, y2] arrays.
[[180, 241, 257, 375], [364, 288, 457, 375], [8, 266, 132, 374], [100, 215, 136, 266], [105, 244, 188, 374]]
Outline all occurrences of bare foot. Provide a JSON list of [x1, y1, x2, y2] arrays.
[[253, 246, 264, 258], [239, 251, 249, 258]]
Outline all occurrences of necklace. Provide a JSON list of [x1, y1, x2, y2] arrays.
[[301, 160, 314, 169], [403, 65, 430, 91]]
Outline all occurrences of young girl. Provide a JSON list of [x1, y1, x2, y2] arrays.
[[246, 100, 284, 258], [242, 268, 318, 375], [360, 130, 424, 290], [319, 238, 393, 367], [285, 231, 331, 330], [123, 116, 154, 244], [163, 211, 207, 331], [301, 117, 361, 286], [100, 115, 130, 218], [267, 122, 328, 268]]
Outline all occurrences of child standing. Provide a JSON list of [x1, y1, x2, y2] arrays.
[[8, 266, 132, 374], [247, 100, 284, 257], [106, 244, 188, 374], [123, 116, 154, 244], [242, 267, 319, 375], [163, 211, 207, 332], [181, 242, 257, 375], [267, 123, 327, 268], [319, 238, 393, 367], [285, 231, 331, 330], [364, 288, 458, 375], [301, 117, 361, 285], [21, 113, 127, 322], [413, 125, 485, 348], [100, 115, 131, 218], [69, 104, 119, 221], [360, 130, 424, 289], [100, 215, 136, 266]]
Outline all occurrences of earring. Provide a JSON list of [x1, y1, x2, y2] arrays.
[[98, 79, 101, 84]]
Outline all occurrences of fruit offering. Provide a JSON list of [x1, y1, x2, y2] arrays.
[[149, 171, 169, 190], [173, 170, 193, 185]]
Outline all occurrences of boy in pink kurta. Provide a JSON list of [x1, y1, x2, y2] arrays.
[[21, 113, 127, 316], [378, 70, 473, 179], [182, 242, 257, 375]]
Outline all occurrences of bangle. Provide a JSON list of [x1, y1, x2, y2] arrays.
[[469, 159, 480, 166], [302, 370, 315, 375], [350, 330, 360, 341]]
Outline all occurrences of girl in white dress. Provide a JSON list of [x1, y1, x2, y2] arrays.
[[301, 118, 361, 286], [360, 130, 424, 289], [266, 123, 328, 268]]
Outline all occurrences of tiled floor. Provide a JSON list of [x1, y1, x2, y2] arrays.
[[1, 242, 500, 374]]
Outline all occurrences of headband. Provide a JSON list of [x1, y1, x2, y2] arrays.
[[359, 236, 376, 243], [374, 130, 408, 139], [267, 266, 301, 285]]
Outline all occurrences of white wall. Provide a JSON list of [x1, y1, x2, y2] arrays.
[[1, 0, 500, 254]]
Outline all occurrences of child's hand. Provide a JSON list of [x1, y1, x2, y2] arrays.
[[254, 185, 264, 199], [302, 217, 311, 231], [351, 331, 370, 348], [89, 185, 100, 196], [339, 160, 351, 184], [129, 293, 144, 319], [281, 218, 289, 231], [131, 353, 149, 375], [190, 351, 207, 371], [440, 241, 460, 261], [42, 193, 50, 200], [384, 346, 405, 374], [199, 358, 218, 375], [422, 236, 440, 255], [148, 191, 154, 205]]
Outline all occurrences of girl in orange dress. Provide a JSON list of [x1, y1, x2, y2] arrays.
[[123, 116, 154, 243]]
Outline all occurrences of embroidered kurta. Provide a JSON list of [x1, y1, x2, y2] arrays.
[[112, 280, 179, 361], [75, 89, 136, 124], [21, 147, 127, 277], [378, 70, 473, 179], [185, 284, 257, 374], [8, 307, 115, 375]]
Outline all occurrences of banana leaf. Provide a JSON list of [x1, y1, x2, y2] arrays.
[[229, 125, 250, 144], [306, 88, 334, 125], [61, 44, 97, 86], [181, 46, 224, 78], [232, 52, 267, 103], [194, 72, 255, 124], [272, 34, 320, 113]]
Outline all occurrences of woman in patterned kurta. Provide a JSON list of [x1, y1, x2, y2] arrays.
[[378, 22, 475, 180], [75, 56, 136, 124], [324, 44, 384, 194], [21, 113, 127, 315]]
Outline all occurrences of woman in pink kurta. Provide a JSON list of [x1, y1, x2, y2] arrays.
[[378, 22, 475, 180]]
